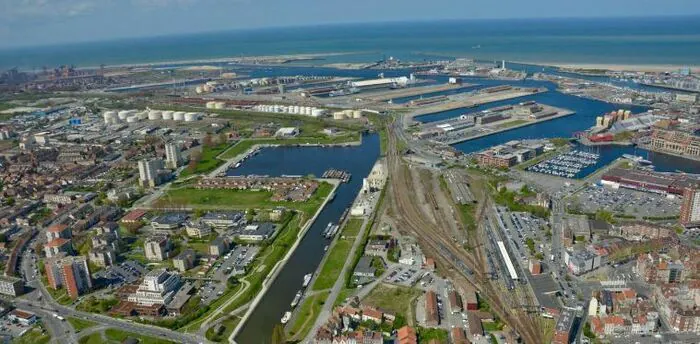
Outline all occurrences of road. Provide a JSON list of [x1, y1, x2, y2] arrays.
[[18, 242, 210, 344]]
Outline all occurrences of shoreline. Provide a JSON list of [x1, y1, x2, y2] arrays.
[[512, 60, 699, 73]]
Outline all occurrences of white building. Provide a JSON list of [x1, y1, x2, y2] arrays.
[[128, 269, 181, 306], [138, 159, 164, 188], [165, 143, 182, 169], [0, 276, 23, 296]]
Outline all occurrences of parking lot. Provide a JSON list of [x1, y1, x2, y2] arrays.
[[94, 260, 147, 288], [200, 245, 260, 305], [570, 185, 681, 218], [498, 208, 548, 264], [383, 264, 426, 287], [0, 316, 35, 338]]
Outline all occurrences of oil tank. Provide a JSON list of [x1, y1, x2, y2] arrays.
[[148, 110, 162, 121], [162, 111, 173, 120], [103, 111, 118, 124], [173, 112, 185, 121], [214, 102, 225, 109], [311, 108, 325, 117], [137, 111, 148, 120], [353, 110, 363, 119], [184, 112, 199, 121], [126, 116, 138, 123]]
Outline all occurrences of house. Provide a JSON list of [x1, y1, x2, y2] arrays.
[[451, 327, 469, 344], [353, 256, 376, 283], [464, 290, 478, 310], [425, 290, 439, 326], [396, 326, 417, 344], [121, 210, 147, 223], [361, 306, 383, 324]]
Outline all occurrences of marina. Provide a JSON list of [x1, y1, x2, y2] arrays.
[[527, 150, 600, 178]]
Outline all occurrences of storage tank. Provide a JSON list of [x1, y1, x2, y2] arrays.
[[273, 105, 280, 113], [137, 111, 148, 120], [148, 110, 162, 121], [353, 110, 363, 119], [184, 112, 199, 121], [173, 112, 185, 121], [311, 108, 326, 117], [304, 107, 312, 115], [293, 106, 300, 114], [103, 111, 118, 124], [333, 112, 346, 120], [214, 102, 225, 109], [126, 116, 138, 123], [195, 86, 204, 94], [118, 110, 131, 120], [162, 111, 173, 120], [343, 109, 354, 117]]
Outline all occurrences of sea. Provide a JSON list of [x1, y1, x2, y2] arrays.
[[2, 16, 700, 69]]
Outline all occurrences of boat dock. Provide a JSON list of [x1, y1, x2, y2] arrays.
[[366, 83, 476, 102], [322, 169, 351, 183]]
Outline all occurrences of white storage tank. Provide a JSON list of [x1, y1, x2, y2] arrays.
[[137, 111, 148, 120], [333, 112, 346, 120], [162, 111, 173, 120], [353, 110, 363, 119], [304, 107, 312, 115], [184, 112, 199, 121], [117, 110, 130, 120], [103, 111, 118, 124], [343, 109, 354, 117], [311, 108, 326, 117], [293, 106, 300, 114], [173, 112, 185, 121], [195, 86, 204, 94], [273, 105, 280, 113], [148, 110, 162, 121], [214, 102, 225, 109], [126, 116, 138, 123]]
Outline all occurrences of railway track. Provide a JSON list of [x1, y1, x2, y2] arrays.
[[384, 121, 543, 343]]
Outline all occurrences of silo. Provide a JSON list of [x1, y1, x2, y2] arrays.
[[173, 112, 185, 121], [162, 111, 173, 120], [148, 110, 162, 121]]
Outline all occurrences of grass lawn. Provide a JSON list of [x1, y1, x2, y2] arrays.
[[160, 181, 333, 215], [205, 315, 240, 342], [333, 287, 355, 307], [78, 332, 103, 344], [104, 328, 178, 344], [67, 317, 98, 332], [14, 325, 50, 344], [180, 142, 233, 177], [418, 327, 449, 343], [312, 218, 364, 291], [496, 119, 529, 129], [362, 284, 422, 318], [287, 291, 330, 340]]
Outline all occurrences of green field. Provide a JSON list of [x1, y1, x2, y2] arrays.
[[312, 218, 364, 291], [161, 181, 333, 215], [104, 328, 178, 344], [287, 291, 330, 340], [78, 332, 103, 344], [180, 142, 233, 177], [14, 325, 50, 344], [362, 284, 422, 320], [67, 317, 98, 332]]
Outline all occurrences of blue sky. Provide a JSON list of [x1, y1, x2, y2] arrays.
[[2, 0, 700, 48]]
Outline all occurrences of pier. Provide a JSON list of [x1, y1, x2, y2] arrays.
[[365, 83, 476, 102]]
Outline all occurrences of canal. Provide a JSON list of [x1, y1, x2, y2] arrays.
[[232, 134, 380, 343]]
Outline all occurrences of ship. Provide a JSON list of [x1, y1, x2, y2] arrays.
[[290, 291, 303, 308], [234, 162, 241, 168], [281, 311, 292, 324], [322, 222, 334, 236], [324, 224, 340, 239], [622, 154, 652, 165], [302, 273, 313, 287], [324, 245, 329, 252]]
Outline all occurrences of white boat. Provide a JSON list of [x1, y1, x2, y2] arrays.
[[302, 273, 312, 287], [324, 245, 329, 252], [281, 311, 292, 324], [291, 291, 303, 308], [234, 162, 241, 168]]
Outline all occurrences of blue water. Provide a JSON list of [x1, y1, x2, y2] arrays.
[[231, 134, 380, 344], [2, 16, 700, 69]]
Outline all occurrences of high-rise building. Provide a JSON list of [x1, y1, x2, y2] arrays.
[[681, 188, 700, 226], [138, 159, 164, 188], [145, 235, 171, 261], [165, 143, 182, 169], [127, 269, 181, 306], [60, 256, 92, 299]]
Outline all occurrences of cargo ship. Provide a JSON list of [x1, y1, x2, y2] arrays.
[[290, 291, 303, 308], [302, 273, 313, 288], [281, 311, 292, 324], [321, 222, 334, 236], [324, 224, 340, 239]]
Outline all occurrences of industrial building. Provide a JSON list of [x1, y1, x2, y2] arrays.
[[601, 168, 700, 196], [650, 128, 700, 159], [476, 140, 544, 168]]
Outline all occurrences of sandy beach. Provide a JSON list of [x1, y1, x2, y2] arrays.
[[520, 61, 699, 73]]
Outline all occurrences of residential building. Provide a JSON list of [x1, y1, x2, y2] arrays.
[[650, 128, 700, 159], [209, 237, 230, 257], [138, 159, 165, 188], [165, 142, 182, 169], [150, 213, 187, 231], [201, 211, 243, 228], [236, 223, 277, 241], [45, 253, 67, 289], [44, 238, 73, 258], [144, 235, 171, 261], [60, 256, 92, 299], [396, 326, 417, 344], [565, 249, 601, 275], [361, 306, 383, 323], [0, 276, 23, 296], [127, 269, 181, 306], [552, 309, 574, 344], [636, 253, 686, 284], [88, 246, 117, 267], [185, 221, 211, 239], [45, 224, 71, 241], [173, 250, 195, 272], [681, 188, 700, 226], [425, 290, 439, 326]]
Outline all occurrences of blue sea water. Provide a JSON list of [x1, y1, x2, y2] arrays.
[[2, 16, 700, 69]]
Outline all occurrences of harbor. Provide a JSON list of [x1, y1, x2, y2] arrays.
[[364, 82, 476, 102], [526, 150, 600, 179]]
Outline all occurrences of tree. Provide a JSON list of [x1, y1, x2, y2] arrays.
[[246, 208, 256, 222], [188, 149, 202, 172], [270, 324, 285, 344], [202, 134, 213, 147], [5, 197, 14, 206]]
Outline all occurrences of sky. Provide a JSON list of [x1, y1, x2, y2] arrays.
[[2, 0, 700, 48]]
